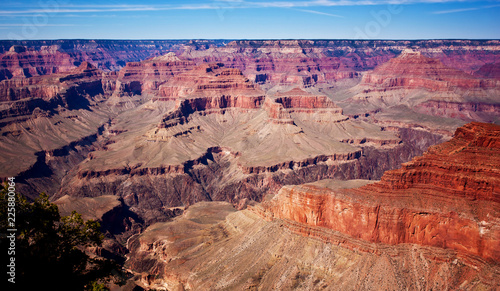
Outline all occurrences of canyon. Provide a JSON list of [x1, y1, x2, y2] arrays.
[[0, 39, 499, 290], [125, 122, 500, 290]]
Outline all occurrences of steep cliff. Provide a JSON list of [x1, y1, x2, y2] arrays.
[[120, 124, 500, 290], [263, 122, 500, 264], [344, 49, 500, 129], [114, 52, 195, 97], [359, 49, 497, 91], [125, 199, 499, 290], [475, 62, 500, 80], [0, 45, 77, 80], [0, 62, 107, 118]]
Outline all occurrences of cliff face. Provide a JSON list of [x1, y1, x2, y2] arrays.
[[474, 62, 500, 80], [375, 122, 500, 199], [126, 201, 499, 290], [360, 50, 497, 91], [0, 40, 210, 78], [120, 125, 500, 290], [0, 45, 77, 80], [263, 122, 500, 263], [114, 53, 195, 96], [344, 49, 500, 128], [3, 39, 498, 87], [53, 61, 415, 223], [1, 40, 498, 289], [0, 62, 107, 118]]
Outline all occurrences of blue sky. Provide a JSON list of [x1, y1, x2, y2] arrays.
[[1, 0, 499, 40]]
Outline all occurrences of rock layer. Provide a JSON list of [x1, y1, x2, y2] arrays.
[[344, 49, 500, 128], [263, 122, 500, 263], [126, 201, 499, 290]]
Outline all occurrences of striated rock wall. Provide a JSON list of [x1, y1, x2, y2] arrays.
[[1, 39, 499, 86], [475, 62, 500, 80], [127, 201, 499, 290], [360, 50, 498, 91], [374, 122, 500, 202], [415, 100, 500, 123], [263, 88, 346, 124], [0, 45, 76, 80], [60, 127, 437, 225], [0, 62, 107, 117], [114, 54, 195, 96], [263, 122, 500, 263]]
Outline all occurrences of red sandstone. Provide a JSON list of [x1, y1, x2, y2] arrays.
[[262, 122, 500, 263]]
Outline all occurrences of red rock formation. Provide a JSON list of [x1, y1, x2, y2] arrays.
[[263, 122, 500, 263], [263, 88, 345, 124], [262, 97, 294, 124], [114, 52, 195, 96], [360, 50, 497, 91], [346, 49, 500, 126], [157, 63, 259, 99], [374, 122, 500, 201], [0, 61, 103, 101], [0, 45, 77, 80], [474, 62, 500, 80], [0, 62, 107, 117], [415, 100, 500, 123], [274, 87, 343, 113]]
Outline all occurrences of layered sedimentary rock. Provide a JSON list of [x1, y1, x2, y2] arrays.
[[126, 197, 499, 290], [122, 124, 500, 290], [0, 61, 114, 197], [183, 39, 500, 87], [475, 62, 500, 80], [0, 39, 211, 76], [263, 122, 500, 264], [114, 52, 195, 96], [0, 40, 497, 289], [0, 45, 77, 80], [0, 39, 497, 223], [57, 63, 410, 223], [0, 62, 108, 118], [344, 49, 500, 130], [156, 63, 261, 100], [360, 49, 497, 91]]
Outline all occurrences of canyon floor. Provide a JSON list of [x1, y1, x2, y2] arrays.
[[0, 40, 499, 290]]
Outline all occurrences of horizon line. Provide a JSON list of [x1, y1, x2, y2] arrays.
[[1, 38, 500, 41]]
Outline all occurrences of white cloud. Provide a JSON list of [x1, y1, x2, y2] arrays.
[[0, 0, 498, 15], [293, 8, 344, 17], [432, 7, 479, 13], [432, 3, 500, 14]]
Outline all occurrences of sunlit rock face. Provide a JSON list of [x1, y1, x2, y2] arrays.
[[126, 123, 500, 290], [264, 122, 500, 263]]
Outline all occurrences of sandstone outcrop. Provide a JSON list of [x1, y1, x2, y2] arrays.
[[359, 49, 497, 91], [344, 49, 500, 128], [114, 52, 195, 96], [0, 45, 77, 80], [262, 122, 500, 264], [126, 199, 499, 290], [0, 62, 107, 118]]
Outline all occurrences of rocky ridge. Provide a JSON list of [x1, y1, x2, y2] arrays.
[[260, 122, 500, 264], [343, 49, 500, 133]]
